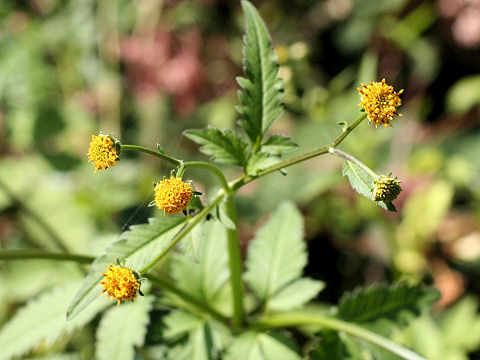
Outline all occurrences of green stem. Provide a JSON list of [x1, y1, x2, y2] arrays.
[[139, 192, 226, 273], [231, 113, 368, 191], [254, 313, 427, 360], [0, 250, 94, 263], [224, 194, 245, 328], [183, 161, 232, 194], [146, 274, 229, 325], [329, 148, 378, 178], [121, 144, 181, 166]]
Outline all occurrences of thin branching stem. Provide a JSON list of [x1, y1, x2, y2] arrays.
[[121, 144, 182, 166], [0, 250, 94, 263], [329, 148, 378, 178]]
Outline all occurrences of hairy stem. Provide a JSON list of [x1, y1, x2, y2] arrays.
[[329, 148, 378, 178], [121, 144, 181, 166], [147, 274, 229, 324], [231, 113, 368, 191], [254, 313, 427, 360]]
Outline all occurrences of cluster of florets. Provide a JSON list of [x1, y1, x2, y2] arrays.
[[100, 265, 141, 306], [87, 134, 119, 173], [372, 176, 402, 202], [154, 177, 193, 215], [358, 79, 403, 128]]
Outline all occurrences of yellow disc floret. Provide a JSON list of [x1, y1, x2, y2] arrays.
[[87, 134, 119, 173], [154, 177, 193, 215], [358, 79, 403, 128], [100, 265, 140, 306]]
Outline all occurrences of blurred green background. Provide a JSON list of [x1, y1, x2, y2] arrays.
[[1, 0, 480, 359]]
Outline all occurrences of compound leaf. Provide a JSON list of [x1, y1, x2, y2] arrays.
[[184, 127, 249, 167], [237, 1, 284, 148]]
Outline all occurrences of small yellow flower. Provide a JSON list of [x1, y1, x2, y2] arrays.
[[87, 134, 119, 173], [372, 176, 402, 202], [358, 79, 403, 128], [100, 265, 140, 306], [154, 177, 193, 215]]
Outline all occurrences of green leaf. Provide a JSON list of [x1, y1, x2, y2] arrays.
[[171, 220, 230, 305], [337, 283, 440, 336], [163, 312, 231, 360], [163, 310, 205, 341], [95, 296, 153, 360], [0, 281, 107, 360], [262, 135, 298, 155], [342, 160, 395, 212], [269, 278, 325, 312], [67, 216, 187, 320], [225, 331, 302, 360], [246, 152, 283, 176], [245, 202, 307, 302], [237, 1, 284, 147], [184, 127, 249, 166]]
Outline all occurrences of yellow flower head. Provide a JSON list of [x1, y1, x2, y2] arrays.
[[154, 177, 193, 215], [87, 134, 119, 173], [358, 79, 403, 128], [100, 265, 140, 306], [372, 175, 402, 202]]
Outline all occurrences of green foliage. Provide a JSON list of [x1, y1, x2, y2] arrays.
[[184, 127, 249, 167], [95, 296, 153, 360], [245, 201, 324, 310], [342, 160, 396, 211], [162, 311, 231, 360], [225, 331, 302, 360], [337, 283, 440, 335], [403, 297, 480, 360], [237, 1, 284, 149], [261, 135, 298, 156], [0, 281, 107, 360], [67, 216, 187, 319], [171, 220, 230, 309]]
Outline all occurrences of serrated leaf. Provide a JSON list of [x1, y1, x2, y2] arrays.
[[67, 217, 187, 320], [337, 283, 440, 336], [269, 278, 325, 312], [0, 281, 107, 360], [225, 331, 302, 360], [342, 160, 395, 211], [171, 220, 230, 305], [262, 135, 298, 155], [184, 127, 249, 166], [237, 1, 284, 147], [246, 152, 283, 176], [95, 296, 153, 360], [245, 202, 306, 302]]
